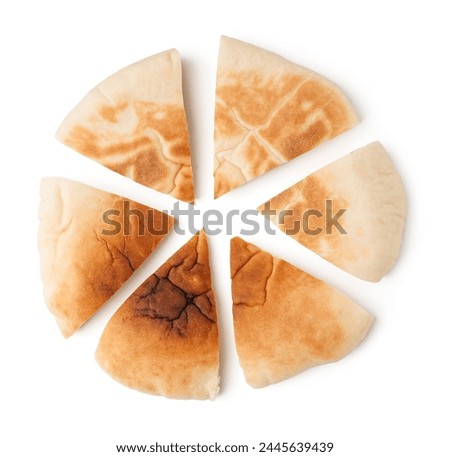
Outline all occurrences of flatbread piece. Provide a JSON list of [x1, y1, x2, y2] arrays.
[[96, 231, 220, 400], [214, 36, 358, 197], [38, 177, 174, 337], [231, 237, 373, 388], [258, 142, 407, 281], [56, 49, 194, 202]]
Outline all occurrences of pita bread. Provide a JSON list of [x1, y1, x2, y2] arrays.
[[38, 177, 174, 337], [96, 232, 220, 400], [258, 142, 407, 282], [214, 36, 358, 198], [231, 237, 373, 388], [56, 50, 194, 202]]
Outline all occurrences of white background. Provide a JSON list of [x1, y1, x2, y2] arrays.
[[1, 1, 449, 456]]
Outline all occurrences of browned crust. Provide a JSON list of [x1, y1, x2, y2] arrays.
[[38, 178, 174, 337], [259, 173, 350, 268], [56, 50, 195, 202], [96, 232, 220, 400], [258, 142, 407, 281], [230, 237, 373, 388], [214, 37, 358, 198]]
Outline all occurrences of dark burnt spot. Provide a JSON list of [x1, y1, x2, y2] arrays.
[[132, 234, 216, 334], [135, 277, 187, 321]]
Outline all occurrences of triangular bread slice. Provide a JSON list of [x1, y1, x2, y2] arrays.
[[214, 36, 358, 198], [258, 142, 407, 282], [56, 50, 195, 202], [231, 237, 373, 388], [96, 231, 220, 400], [38, 178, 174, 337]]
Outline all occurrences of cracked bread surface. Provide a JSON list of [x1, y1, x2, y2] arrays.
[[214, 36, 359, 198], [56, 49, 195, 202], [96, 231, 220, 400], [231, 237, 373, 388], [38, 177, 174, 337]]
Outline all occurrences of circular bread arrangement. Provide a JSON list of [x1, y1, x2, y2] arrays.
[[39, 36, 407, 400]]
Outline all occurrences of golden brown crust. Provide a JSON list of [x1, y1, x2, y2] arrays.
[[214, 36, 358, 198], [230, 237, 373, 388], [56, 50, 195, 202], [96, 232, 220, 400], [258, 142, 407, 281], [38, 178, 174, 337]]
